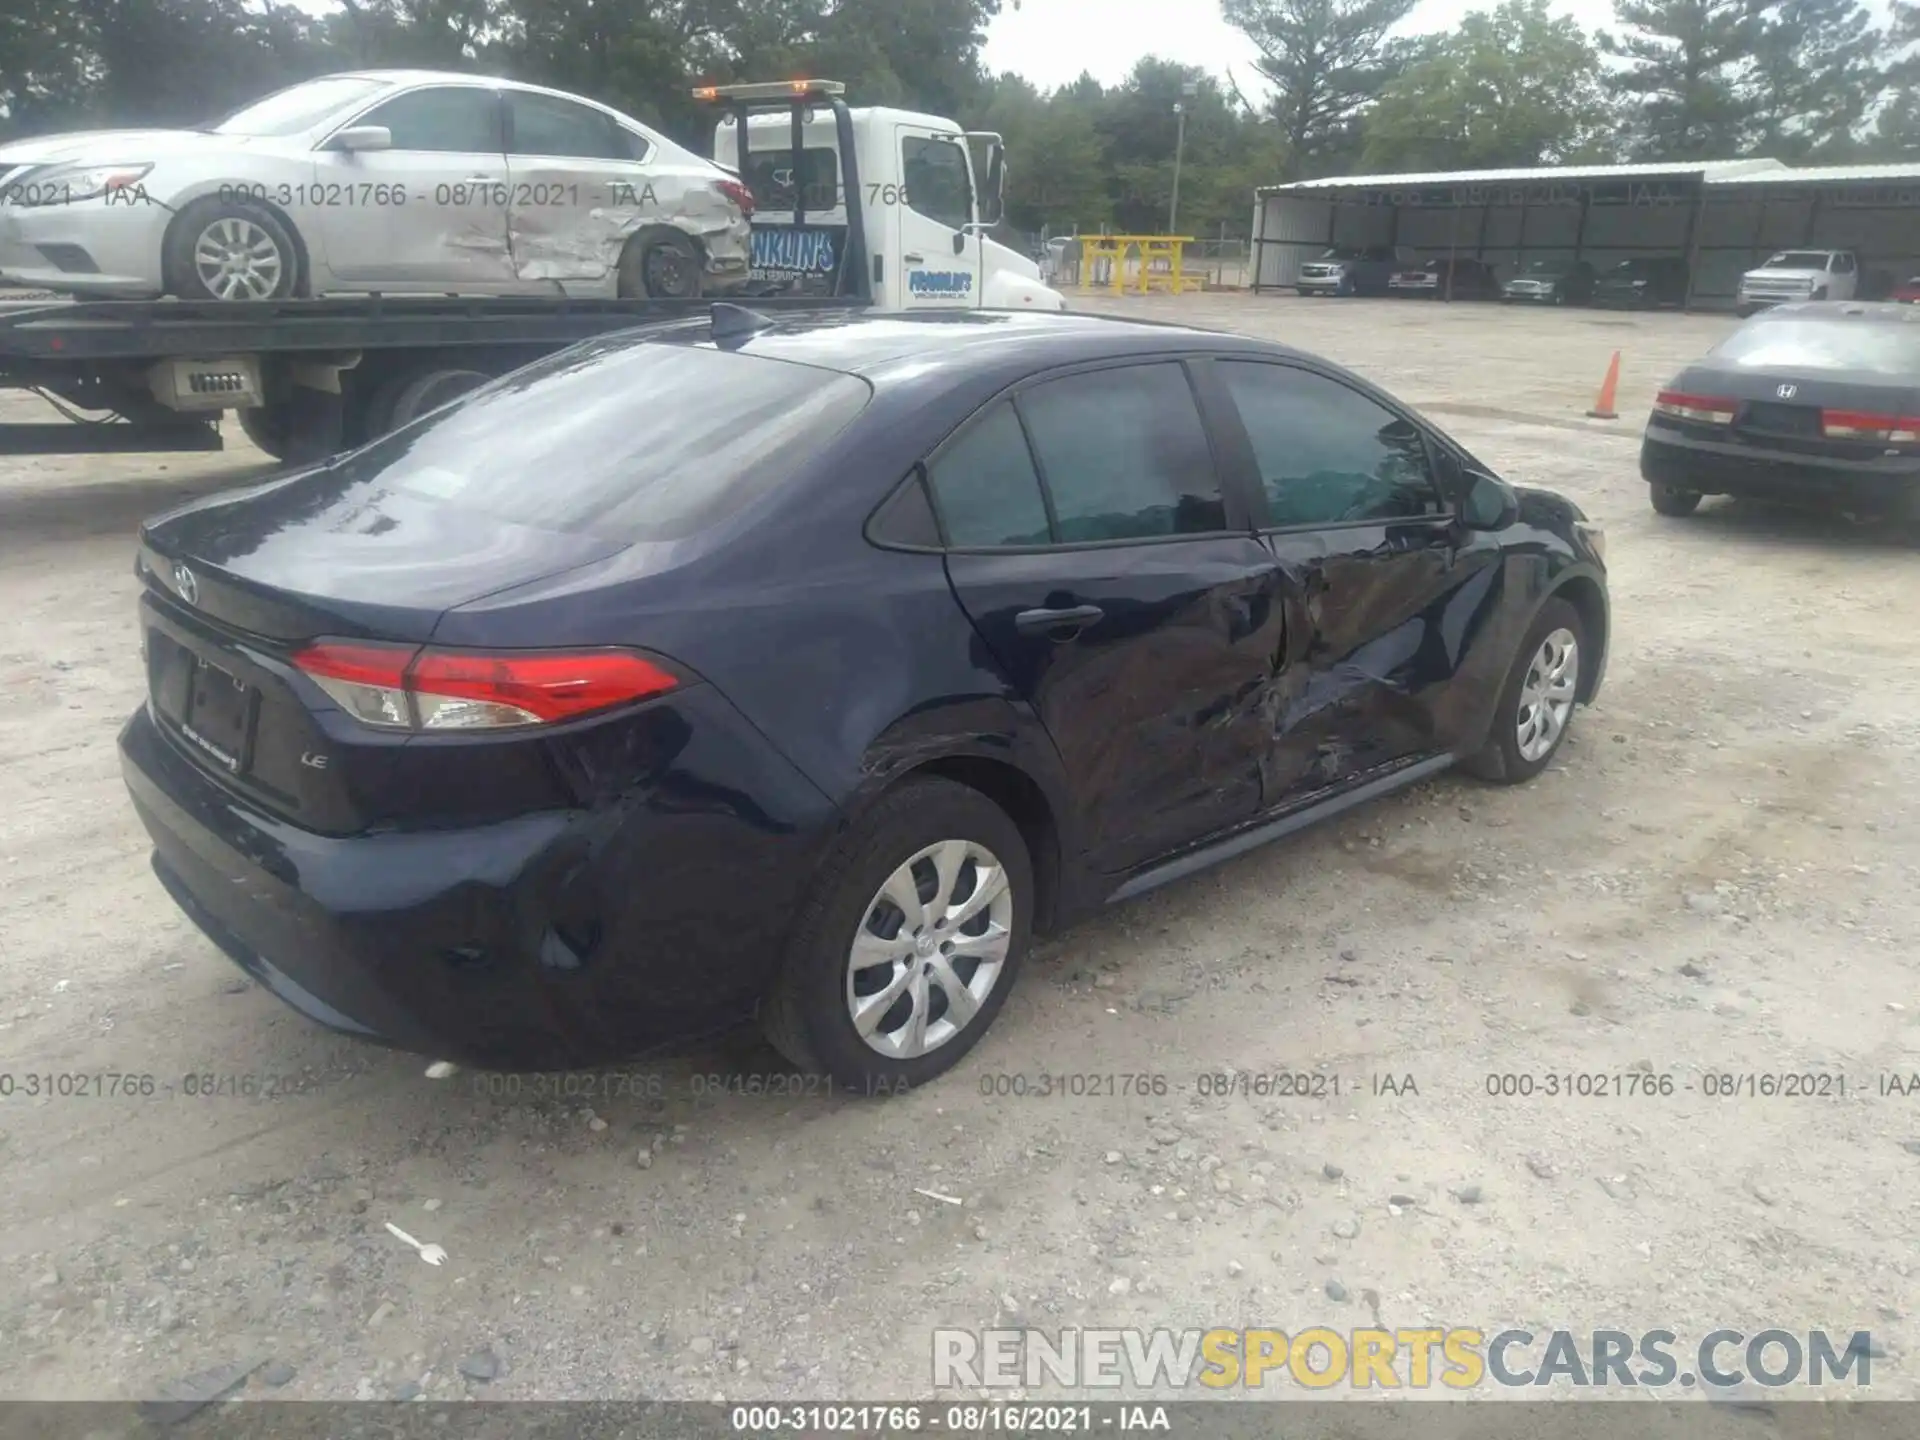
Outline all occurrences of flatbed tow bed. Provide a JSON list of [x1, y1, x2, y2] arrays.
[[0, 82, 872, 463]]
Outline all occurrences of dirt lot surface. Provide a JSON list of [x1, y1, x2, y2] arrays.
[[2, 293, 1917, 1408]]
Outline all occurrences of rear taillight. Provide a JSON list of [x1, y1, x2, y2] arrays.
[[714, 179, 755, 216], [1652, 389, 1736, 425], [1820, 409, 1920, 443], [292, 642, 679, 731]]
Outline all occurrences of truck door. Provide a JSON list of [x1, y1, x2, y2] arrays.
[[892, 125, 982, 311]]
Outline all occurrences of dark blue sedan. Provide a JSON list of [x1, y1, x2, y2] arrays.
[[120, 306, 1609, 1089]]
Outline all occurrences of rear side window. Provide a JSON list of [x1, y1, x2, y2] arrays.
[[507, 92, 645, 161], [745, 147, 841, 212], [335, 344, 870, 541], [1715, 316, 1920, 374], [926, 404, 1053, 547], [1016, 364, 1226, 542]]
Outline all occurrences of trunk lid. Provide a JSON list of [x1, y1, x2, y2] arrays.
[[139, 465, 627, 644], [136, 465, 629, 832], [1667, 361, 1920, 458]]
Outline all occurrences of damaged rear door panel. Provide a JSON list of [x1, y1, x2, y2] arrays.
[[502, 88, 747, 291]]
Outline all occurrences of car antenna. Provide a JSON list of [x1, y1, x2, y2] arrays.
[[709, 302, 777, 343]]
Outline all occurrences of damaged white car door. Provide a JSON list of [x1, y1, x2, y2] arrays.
[[500, 89, 657, 288], [313, 83, 516, 290]]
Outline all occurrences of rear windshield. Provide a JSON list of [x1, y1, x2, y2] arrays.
[[743, 146, 841, 211], [1714, 315, 1920, 375], [331, 341, 871, 541]]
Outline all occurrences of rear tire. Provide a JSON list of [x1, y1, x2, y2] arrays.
[[616, 228, 704, 299], [1649, 482, 1703, 516], [1463, 598, 1585, 786], [762, 777, 1033, 1093]]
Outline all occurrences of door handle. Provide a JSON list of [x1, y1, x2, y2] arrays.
[[1015, 604, 1104, 639], [904, 252, 926, 264]]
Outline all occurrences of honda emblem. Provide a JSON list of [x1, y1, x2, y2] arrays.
[[171, 563, 198, 606], [1776, 383, 1797, 399]]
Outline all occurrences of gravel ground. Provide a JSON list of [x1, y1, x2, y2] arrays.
[[1, 292, 1917, 1407]]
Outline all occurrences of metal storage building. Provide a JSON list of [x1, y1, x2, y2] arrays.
[[1251, 159, 1920, 308]]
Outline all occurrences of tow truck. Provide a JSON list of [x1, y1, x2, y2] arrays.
[[0, 80, 1063, 464]]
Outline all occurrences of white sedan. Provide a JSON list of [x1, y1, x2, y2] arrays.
[[0, 70, 754, 301]]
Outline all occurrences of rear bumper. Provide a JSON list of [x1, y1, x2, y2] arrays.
[[1640, 427, 1920, 511], [120, 690, 836, 1070]]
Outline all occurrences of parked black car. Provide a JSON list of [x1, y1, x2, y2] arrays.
[[1592, 255, 1691, 308], [121, 308, 1610, 1089], [1387, 257, 1501, 300], [1502, 258, 1597, 306], [1641, 301, 1920, 518]]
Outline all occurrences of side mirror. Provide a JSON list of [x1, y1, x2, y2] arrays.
[[952, 229, 968, 255], [983, 143, 1007, 226], [1458, 468, 1520, 530], [332, 126, 392, 154]]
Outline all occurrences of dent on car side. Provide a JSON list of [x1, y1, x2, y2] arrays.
[[624, 332, 1610, 940]]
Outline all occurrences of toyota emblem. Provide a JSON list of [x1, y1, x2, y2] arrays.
[[171, 562, 198, 607], [1776, 383, 1797, 399]]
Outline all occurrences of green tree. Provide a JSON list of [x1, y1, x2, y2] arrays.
[[1362, 0, 1616, 171], [1751, 0, 1890, 159], [1601, 0, 1767, 158], [971, 72, 1111, 233], [1223, 0, 1421, 179]]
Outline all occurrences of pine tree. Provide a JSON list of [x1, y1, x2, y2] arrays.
[[1601, 0, 1767, 159], [1752, 0, 1890, 159]]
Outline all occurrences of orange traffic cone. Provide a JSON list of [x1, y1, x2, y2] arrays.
[[1586, 350, 1622, 420]]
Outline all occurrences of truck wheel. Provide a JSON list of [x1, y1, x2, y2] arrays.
[[377, 366, 494, 434], [236, 403, 292, 461], [617, 229, 704, 300], [164, 199, 299, 301]]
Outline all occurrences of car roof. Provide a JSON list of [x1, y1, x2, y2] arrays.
[[645, 308, 1297, 383], [1748, 300, 1920, 323]]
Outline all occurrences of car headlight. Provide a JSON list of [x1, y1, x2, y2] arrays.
[[4, 162, 153, 206], [1575, 520, 1606, 561]]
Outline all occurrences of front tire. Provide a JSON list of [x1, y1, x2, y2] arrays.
[[762, 777, 1033, 1092], [164, 199, 299, 301], [1649, 482, 1703, 516], [1463, 598, 1585, 785]]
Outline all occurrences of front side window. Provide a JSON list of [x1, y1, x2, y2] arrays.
[[1218, 361, 1441, 528], [902, 136, 973, 231], [352, 87, 502, 153], [1016, 364, 1226, 543]]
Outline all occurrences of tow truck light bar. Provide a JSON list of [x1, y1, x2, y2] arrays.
[[693, 80, 847, 102]]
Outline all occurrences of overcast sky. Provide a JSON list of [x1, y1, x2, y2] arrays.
[[980, 0, 1619, 93]]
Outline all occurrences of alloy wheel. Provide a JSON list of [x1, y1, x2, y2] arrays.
[[846, 838, 1013, 1060], [1516, 627, 1579, 762], [193, 217, 286, 300]]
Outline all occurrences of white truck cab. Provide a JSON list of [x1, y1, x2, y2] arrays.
[[1738, 249, 1860, 314], [707, 82, 1063, 314]]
